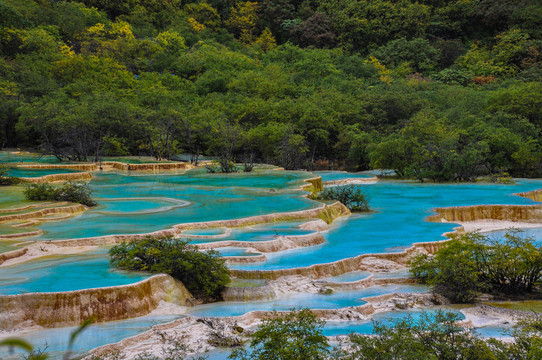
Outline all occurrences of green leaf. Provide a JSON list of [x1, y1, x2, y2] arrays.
[[0, 338, 33, 352]]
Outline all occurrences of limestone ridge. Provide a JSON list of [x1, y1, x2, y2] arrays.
[[0, 274, 193, 330]]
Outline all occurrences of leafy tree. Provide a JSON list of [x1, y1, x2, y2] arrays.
[[372, 38, 440, 73], [319, 0, 432, 52], [343, 310, 542, 360], [368, 137, 414, 177], [109, 236, 230, 300], [254, 28, 276, 52], [290, 12, 336, 49], [343, 310, 492, 360], [488, 82, 542, 130], [226, 1, 259, 44], [409, 230, 542, 303], [258, 0, 296, 43], [229, 308, 329, 360], [432, 68, 472, 85], [409, 234, 487, 303], [51, 2, 108, 46], [184, 2, 221, 31], [501, 316, 542, 359], [277, 131, 308, 170]]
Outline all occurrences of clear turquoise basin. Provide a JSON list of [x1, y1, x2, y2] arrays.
[[0, 314, 183, 359], [34, 171, 317, 240], [6, 168, 82, 178], [233, 179, 542, 270], [0, 252, 148, 295], [187, 284, 429, 318]]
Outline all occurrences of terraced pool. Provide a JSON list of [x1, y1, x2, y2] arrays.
[[1, 152, 541, 359]]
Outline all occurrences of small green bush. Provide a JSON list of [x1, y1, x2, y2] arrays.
[[313, 185, 369, 212], [23, 181, 97, 207], [109, 236, 230, 301]]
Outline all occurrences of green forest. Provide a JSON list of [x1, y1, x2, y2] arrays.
[[1, 0, 541, 181]]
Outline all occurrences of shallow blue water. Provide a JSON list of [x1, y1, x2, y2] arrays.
[[0, 152, 60, 164], [189, 223, 315, 244], [0, 307, 497, 360], [487, 227, 542, 241], [2, 178, 541, 295], [0, 314, 183, 359], [187, 284, 429, 317], [323, 271, 372, 282], [0, 252, 148, 295], [200, 308, 468, 360], [233, 179, 542, 270], [6, 168, 82, 178], [35, 171, 317, 240], [475, 326, 511, 338], [0, 160, 541, 356], [183, 228, 228, 236]]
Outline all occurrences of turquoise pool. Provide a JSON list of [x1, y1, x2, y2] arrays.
[[187, 284, 429, 317], [0, 314, 183, 359], [189, 222, 315, 244], [34, 171, 318, 240], [2, 178, 541, 295], [0, 252, 148, 295], [233, 179, 542, 270], [6, 168, 82, 178], [1, 154, 541, 358]]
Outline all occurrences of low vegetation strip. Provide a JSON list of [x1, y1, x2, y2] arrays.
[[23, 181, 97, 207]]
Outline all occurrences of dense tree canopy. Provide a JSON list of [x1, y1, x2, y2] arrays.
[[1, 0, 541, 180]]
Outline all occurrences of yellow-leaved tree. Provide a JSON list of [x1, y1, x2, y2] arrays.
[[226, 1, 259, 44], [255, 28, 277, 52]]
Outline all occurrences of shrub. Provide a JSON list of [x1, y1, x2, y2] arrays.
[[23, 182, 57, 201], [433, 68, 473, 85], [109, 236, 230, 301], [488, 172, 514, 184], [343, 310, 542, 360], [343, 311, 489, 359], [23, 181, 97, 207], [313, 185, 369, 212], [409, 230, 542, 303], [205, 159, 239, 173], [229, 308, 329, 360], [0, 165, 19, 185]]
